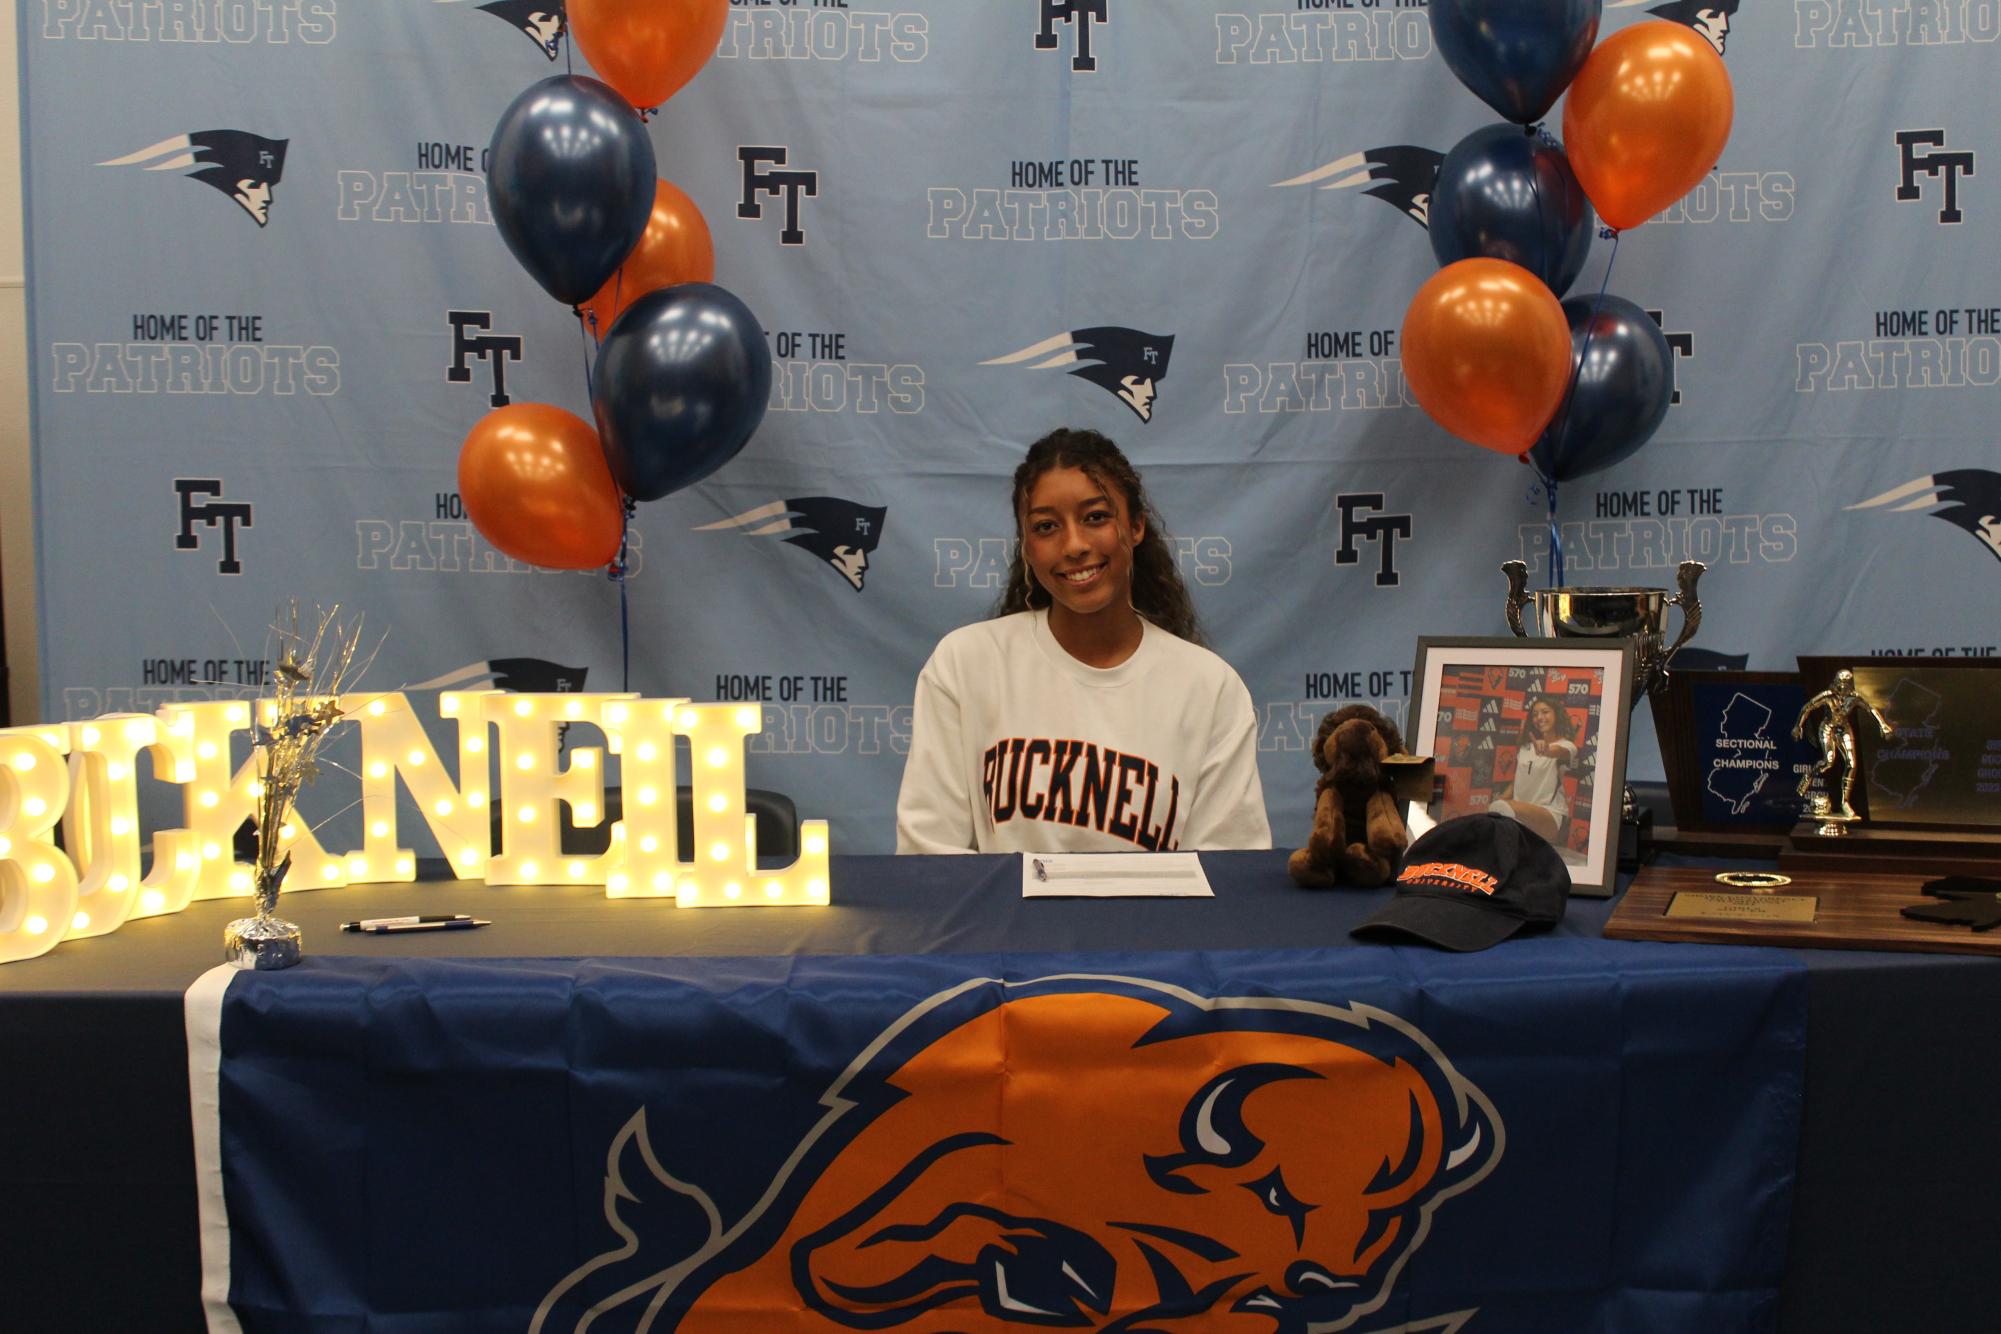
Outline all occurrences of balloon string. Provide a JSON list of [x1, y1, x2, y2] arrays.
[[562, 16, 572, 77], [1537, 226, 1623, 547], [1547, 476, 1564, 589], [607, 497, 636, 693]]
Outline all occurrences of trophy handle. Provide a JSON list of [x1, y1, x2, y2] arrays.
[[1663, 561, 1705, 667], [1501, 560, 1531, 638]]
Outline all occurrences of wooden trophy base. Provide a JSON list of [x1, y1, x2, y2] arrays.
[[1608, 865, 2001, 957], [1778, 821, 2001, 878]]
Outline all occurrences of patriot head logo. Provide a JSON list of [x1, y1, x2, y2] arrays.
[[1848, 471, 2001, 565], [98, 130, 289, 226], [436, 0, 566, 58], [534, 976, 1501, 1332], [1614, 0, 1739, 55], [697, 496, 887, 591], [479, 0, 566, 58], [1273, 146, 1443, 229], [982, 326, 1175, 423]]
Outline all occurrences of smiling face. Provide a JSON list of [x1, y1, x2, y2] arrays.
[[1021, 465, 1144, 620], [1530, 700, 1559, 738]]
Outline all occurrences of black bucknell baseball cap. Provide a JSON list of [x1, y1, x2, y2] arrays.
[[1351, 813, 1572, 951]]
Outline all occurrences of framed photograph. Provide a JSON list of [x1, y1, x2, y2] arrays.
[[1410, 637, 1635, 897], [1654, 670, 1819, 834]]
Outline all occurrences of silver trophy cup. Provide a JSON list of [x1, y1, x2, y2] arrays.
[[1502, 559, 1705, 835], [1502, 559, 1705, 703]]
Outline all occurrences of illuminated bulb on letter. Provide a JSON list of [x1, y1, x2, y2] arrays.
[[369, 762, 388, 779], [708, 793, 728, 813], [710, 842, 730, 862], [513, 699, 533, 717], [466, 738, 484, 754]]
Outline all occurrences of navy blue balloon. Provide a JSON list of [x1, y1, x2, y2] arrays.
[[592, 283, 772, 502], [488, 75, 655, 306], [1529, 294, 1673, 483], [1431, 0, 1601, 125], [1430, 124, 1595, 297]]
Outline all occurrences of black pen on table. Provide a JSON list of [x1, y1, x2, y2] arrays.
[[339, 915, 489, 934]]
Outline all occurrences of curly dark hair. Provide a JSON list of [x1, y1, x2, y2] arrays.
[[1518, 693, 1579, 745], [993, 428, 1204, 644]]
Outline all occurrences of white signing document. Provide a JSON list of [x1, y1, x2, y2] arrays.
[[1020, 852, 1214, 899]]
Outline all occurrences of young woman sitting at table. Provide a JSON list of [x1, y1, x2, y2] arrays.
[[896, 428, 1271, 854]]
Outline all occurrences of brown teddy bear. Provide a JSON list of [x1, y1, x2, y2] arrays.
[[1288, 704, 1411, 888]]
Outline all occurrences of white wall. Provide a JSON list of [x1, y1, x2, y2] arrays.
[[0, 0, 33, 727]]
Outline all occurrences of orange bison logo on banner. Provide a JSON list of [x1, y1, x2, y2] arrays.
[[535, 976, 1502, 1332]]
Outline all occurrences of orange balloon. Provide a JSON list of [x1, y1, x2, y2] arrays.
[[457, 404, 625, 570], [577, 179, 715, 336], [1401, 259, 1573, 455], [569, 0, 729, 110], [1562, 21, 1734, 231]]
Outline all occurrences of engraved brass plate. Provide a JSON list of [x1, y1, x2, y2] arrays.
[[1666, 891, 1819, 922]]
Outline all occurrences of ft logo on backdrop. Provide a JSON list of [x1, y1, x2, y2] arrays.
[[1895, 130, 1975, 225], [174, 480, 252, 575], [1036, 0, 1109, 71], [1336, 493, 1413, 588], [447, 311, 524, 408], [738, 146, 818, 245]]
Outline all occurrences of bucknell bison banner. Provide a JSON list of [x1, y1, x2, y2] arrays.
[[188, 945, 1803, 1331]]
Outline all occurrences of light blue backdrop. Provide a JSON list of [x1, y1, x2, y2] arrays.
[[21, 1, 2001, 854]]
